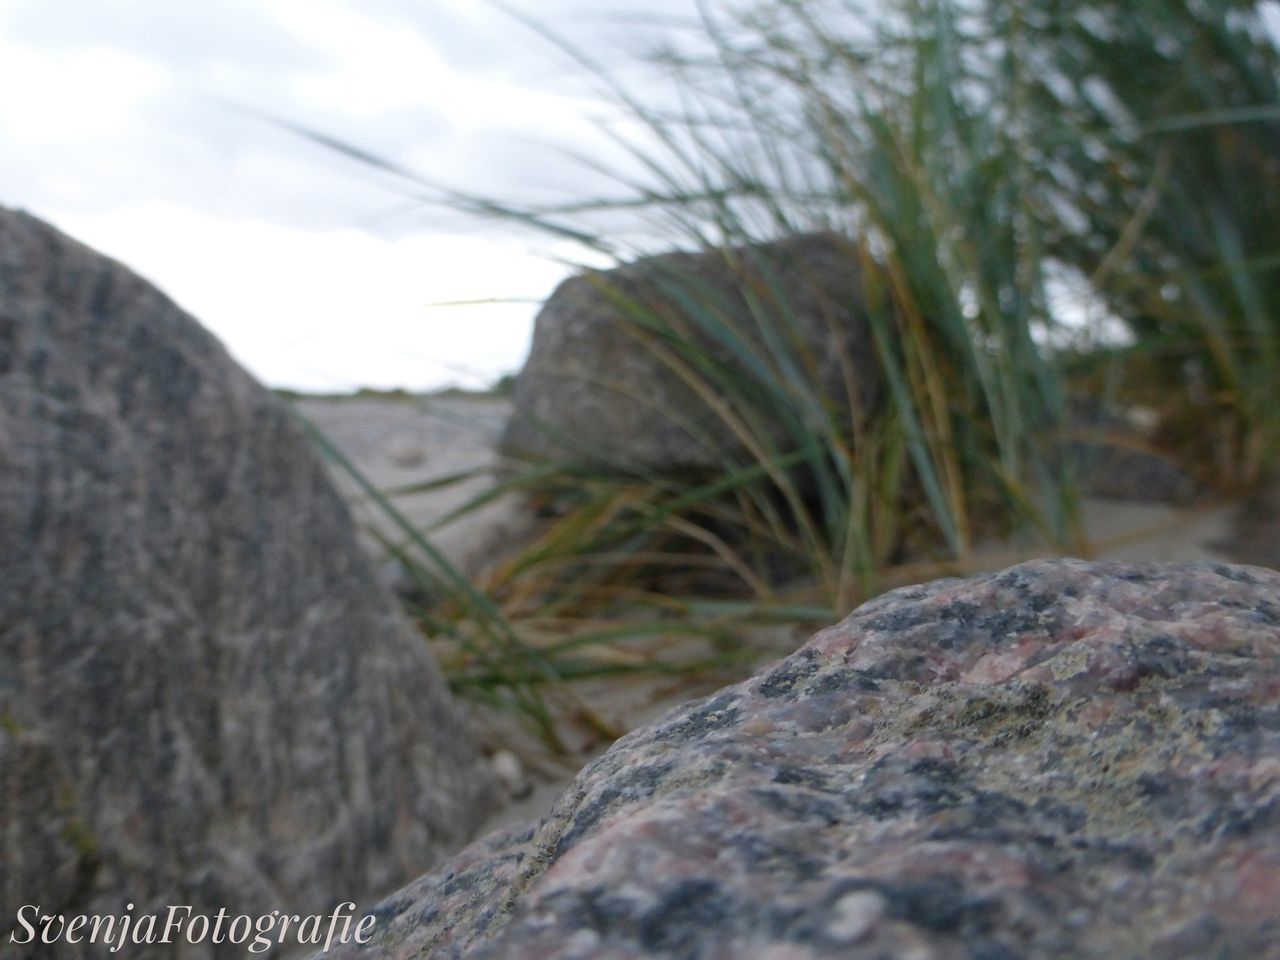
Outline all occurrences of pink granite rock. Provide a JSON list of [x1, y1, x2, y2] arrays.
[[324, 558, 1280, 959]]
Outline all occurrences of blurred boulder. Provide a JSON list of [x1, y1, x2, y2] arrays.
[[501, 233, 879, 474], [0, 727, 99, 941], [1217, 481, 1280, 570], [1064, 396, 1196, 503], [323, 558, 1280, 959], [0, 207, 500, 957]]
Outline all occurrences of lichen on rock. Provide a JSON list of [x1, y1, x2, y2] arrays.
[[323, 558, 1280, 959]]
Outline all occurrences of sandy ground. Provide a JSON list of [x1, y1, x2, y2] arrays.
[[289, 392, 535, 581], [289, 391, 1275, 833]]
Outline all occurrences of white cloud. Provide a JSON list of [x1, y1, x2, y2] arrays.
[[0, 43, 161, 143], [45, 202, 569, 391], [271, 0, 459, 117], [0, 0, 700, 390]]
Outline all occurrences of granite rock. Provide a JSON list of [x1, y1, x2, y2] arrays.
[[326, 558, 1280, 959], [0, 727, 99, 942], [0, 207, 500, 957], [500, 233, 878, 474]]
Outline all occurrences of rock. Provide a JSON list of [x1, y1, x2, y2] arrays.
[[501, 232, 879, 474], [0, 727, 100, 940], [0, 207, 500, 957], [1217, 482, 1280, 571], [324, 558, 1280, 959], [490, 750, 533, 802], [1063, 397, 1196, 504], [1071, 441, 1195, 503], [386, 430, 427, 468]]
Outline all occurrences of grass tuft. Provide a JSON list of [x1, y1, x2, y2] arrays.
[[291, 0, 1280, 755]]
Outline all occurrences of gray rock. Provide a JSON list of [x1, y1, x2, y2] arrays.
[[0, 207, 500, 957], [501, 233, 879, 474], [1070, 440, 1195, 502], [325, 558, 1280, 959], [0, 727, 99, 940], [386, 430, 427, 468], [1217, 482, 1280, 571], [1063, 397, 1196, 503]]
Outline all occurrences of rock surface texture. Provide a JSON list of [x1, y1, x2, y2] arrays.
[[0, 207, 499, 956], [325, 558, 1280, 959], [500, 232, 878, 473]]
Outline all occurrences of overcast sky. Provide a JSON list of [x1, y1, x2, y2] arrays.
[[0, 0, 706, 391]]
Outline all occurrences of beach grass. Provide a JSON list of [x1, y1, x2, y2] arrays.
[[295, 0, 1280, 751]]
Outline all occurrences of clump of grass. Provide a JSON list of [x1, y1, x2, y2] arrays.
[[475, 0, 1085, 594], [1015, 0, 1280, 488], [292, 0, 1279, 752]]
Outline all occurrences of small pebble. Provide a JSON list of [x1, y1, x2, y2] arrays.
[[386, 432, 427, 467], [492, 749, 531, 799], [825, 890, 885, 944]]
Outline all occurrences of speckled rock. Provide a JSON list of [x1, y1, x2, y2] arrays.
[[325, 558, 1280, 959], [0, 207, 500, 957], [0, 727, 99, 941], [500, 233, 878, 473]]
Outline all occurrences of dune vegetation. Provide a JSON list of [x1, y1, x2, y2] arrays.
[[300, 0, 1280, 753]]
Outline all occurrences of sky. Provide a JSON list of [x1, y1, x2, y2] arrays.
[[0, 0, 704, 392]]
